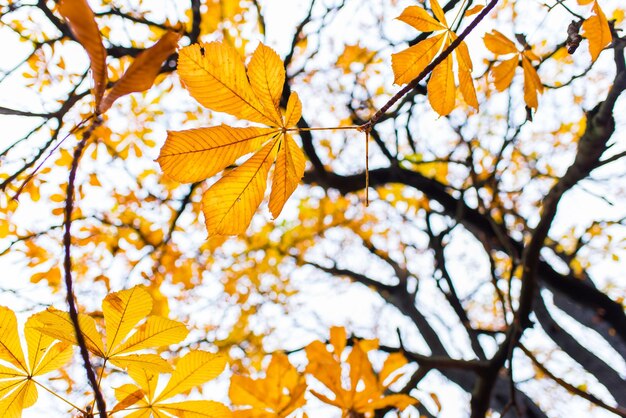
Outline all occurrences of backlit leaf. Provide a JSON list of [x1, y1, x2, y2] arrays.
[[582, 1, 611, 61], [491, 56, 518, 91], [156, 351, 227, 401], [269, 134, 306, 218], [396, 5, 445, 32], [248, 43, 285, 125], [158, 126, 278, 183], [230, 352, 306, 417], [0, 307, 26, 371], [100, 31, 181, 113], [430, 0, 448, 26], [484, 30, 518, 55], [104, 286, 153, 354], [202, 138, 280, 235], [283, 92, 302, 128], [427, 52, 455, 116], [34, 308, 105, 357], [111, 315, 188, 356], [392, 34, 444, 85], [58, 0, 107, 106], [521, 56, 543, 109], [177, 43, 277, 126]]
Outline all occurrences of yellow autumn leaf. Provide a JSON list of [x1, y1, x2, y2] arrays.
[[203, 138, 279, 235], [336, 44, 377, 74], [485, 31, 544, 110], [248, 43, 285, 124], [429, 0, 448, 26], [0, 308, 72, 418], [99, 31, 181, 113], [582, 0, 612, 61], [37, 286, 188, 370], [392, 34, 445, 85], [177, 42, 278, 126], [158, 126, 277, 183], [33, 308, 106, 357], [483, 30, 518, 55], [428, 50, 455, 116], [305, 328, 417, 416], [396, 5, 445, 32], [58, 0, 107, 106], [230, 352, 307, 417], [104, 286, 153, 352], [465, 4, 485, 16], [110, 315, 189, 356], [159, 42, 306, 236], [521, 56, 544, 110], [269, 133, 306, 218], [329, 326, 347, 357], [491, 56, 518, 91], [392, 2, 477, 115], [111, 351, 230, 417], [155, 351, 228, 402]]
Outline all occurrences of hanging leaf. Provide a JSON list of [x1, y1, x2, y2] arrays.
[[57, 0, 107, 107], [484, 30, 544, 110], [582, 0, 612, 61], [99, 31, 181, 113], [391, 0, 479, 115]]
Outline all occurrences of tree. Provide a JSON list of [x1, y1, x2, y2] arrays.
[[0, 0, 625, 417]]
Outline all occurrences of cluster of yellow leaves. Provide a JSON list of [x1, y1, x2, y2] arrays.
[[56, 0, 180, 113], [158, 42, 306, 236], [35, 286, 188, 372], [305, 327, 417, 417], [228, 327, 416, 418], [391, 0, 478, 116], [0, 307, 72, 418], [0, 286, 231, 417], [112, 351, 229, 417], [230, 352, 306, 417], [578, 0, 612, 61], [483, 30, 544, 110]]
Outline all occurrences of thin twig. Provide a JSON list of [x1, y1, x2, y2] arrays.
[[63, 118, 107, 418]]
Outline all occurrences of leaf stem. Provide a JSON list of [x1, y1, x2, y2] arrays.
[[360, 0, 500, 132], [288, 125, 361, 132], [34, 379, 86, 414]]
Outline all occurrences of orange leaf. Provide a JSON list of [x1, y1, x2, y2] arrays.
[[392, 34, 444, 85], [99, 31, 181, 113], [465, 4, 484, 16], [521, 56, 543, 109], [158, 126, 277, 183], [582, 1, 612, 61], [491, 56, 518, 92], [269, 133, 306, 218], [202, 138, 279, 235], [427, 54, 455, 116], [430, 0, 448, 27], [396, 5, 446, 32], [484, 30, 518, 55], [58, 0, 107, 107]]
